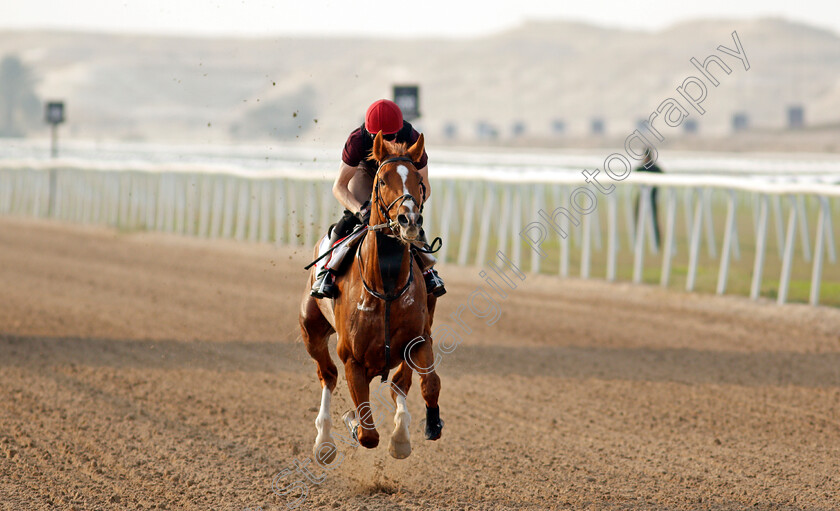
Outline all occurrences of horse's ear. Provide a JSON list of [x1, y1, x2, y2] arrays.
[[407, 133, 425, 164], [372, 131, 387, 162]]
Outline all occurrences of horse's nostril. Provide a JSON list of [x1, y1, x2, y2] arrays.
[[417, 215, 423, 226], [397, 214, 409, 226]]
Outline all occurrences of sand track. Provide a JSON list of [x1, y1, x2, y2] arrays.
[[2, 218, 840, 510]]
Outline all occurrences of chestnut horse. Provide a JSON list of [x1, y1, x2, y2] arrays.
[[299, 132, 443, 464]]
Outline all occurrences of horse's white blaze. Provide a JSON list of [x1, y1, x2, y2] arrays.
[[389, 393, 412, 459], [397, 165, 410, 195], [313, 386, 336, 464]]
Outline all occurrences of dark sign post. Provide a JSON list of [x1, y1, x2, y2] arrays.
[[46, 101, 65, 157], [787, 105, 804, 130], [45, 101, 65, 216], [393, 85, 420, 121]]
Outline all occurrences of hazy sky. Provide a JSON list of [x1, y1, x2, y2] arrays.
[[1, 0, 837, 38]]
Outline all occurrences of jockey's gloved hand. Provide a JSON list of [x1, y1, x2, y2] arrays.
[[356, 201, 371, 225]]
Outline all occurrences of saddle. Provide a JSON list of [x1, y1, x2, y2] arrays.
[[308, 224, 439, 278]]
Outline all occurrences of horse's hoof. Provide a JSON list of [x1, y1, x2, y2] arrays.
[[389, 437, 412, 459], [341, 410, 359, 442], [424, 419, 443, 440], [358, 431, 379, 449], [424, 406, 443, 441], [313, 440, 337, 465]]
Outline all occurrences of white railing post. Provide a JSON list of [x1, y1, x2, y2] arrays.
[[686, 189, 704, 292], [197, 176, 211, 237], [496, 185, 511, 262], [248, 179, 260, 242], [825, 198, 837, 264], [660, 187, 677, 288], [777, 196, 799, 305], [716, 190, 737, 295], [632, 185, 650, 284], [592, 195, 603, 253], [731, 194, 741, 262], [810, 196, 828, 306], [184, 174, 197, 235], [702, 187, 717, 258], [750, 195, 769, 300], [234, 179, 249, 241], [511, 184, 523, 269], [581, 202, 591, 279], [683, 187, 694, 244], [796, 195, 811, 263], [551, 185, 569, 278], [606, 190, 618, 282], [175, 175, 187, 234], [303, 180, 315, 247], [529, 183, 543, 274], [474, 182, 495, 266], [287, 179, 299, 246], [210, 177, 224, 239], [771, 195, 784, 258], [457, 181, 478, 266], [438, 180, 456, 263], [317, 181, 331, 241], [624, 185, 636, 251], [221, 177, 235, 238], [274, 179, 286, 244], [260, 181, 272, 243]]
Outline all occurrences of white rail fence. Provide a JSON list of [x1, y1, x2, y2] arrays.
[[1, 162, 838, 306]]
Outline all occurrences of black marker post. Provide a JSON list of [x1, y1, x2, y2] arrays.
[[45, 100, 65, 216]]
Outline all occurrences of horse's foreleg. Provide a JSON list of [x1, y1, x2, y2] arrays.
[[388, 363, 413, 459], [344, 360, 379, 449], [412, 337, 443, 441]]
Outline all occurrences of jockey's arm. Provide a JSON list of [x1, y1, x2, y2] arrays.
[[417, 165, 431, 202], [332, 161, 365, 213]]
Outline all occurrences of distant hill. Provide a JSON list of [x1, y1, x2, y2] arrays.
[[1, 18, 839, 145]]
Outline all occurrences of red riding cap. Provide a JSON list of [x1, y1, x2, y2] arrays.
[[365, 99, 403, 135]]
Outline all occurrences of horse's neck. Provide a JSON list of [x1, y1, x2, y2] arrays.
[[360, 231, 411, 294]]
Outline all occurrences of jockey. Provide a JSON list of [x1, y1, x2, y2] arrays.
[[310, 99, 446, 299]]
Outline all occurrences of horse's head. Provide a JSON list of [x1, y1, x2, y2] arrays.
[[369, 131, 426, 243]]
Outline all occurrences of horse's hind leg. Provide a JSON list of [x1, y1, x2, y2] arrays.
[[410, 335, 444, 441], [388, 362, 413, 459], [300, 296, 338, 465]]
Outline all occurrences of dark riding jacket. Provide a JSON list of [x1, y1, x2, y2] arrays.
[[341, 121, 428, 178]]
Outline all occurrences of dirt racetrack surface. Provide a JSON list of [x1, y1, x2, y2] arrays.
[[2, 217, 840, 510]]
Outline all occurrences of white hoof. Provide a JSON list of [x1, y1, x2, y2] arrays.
[[313, 437, 337, 465], [389, 435, 412, 459]]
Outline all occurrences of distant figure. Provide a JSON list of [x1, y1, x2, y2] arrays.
[[634, 150, 664, 249]]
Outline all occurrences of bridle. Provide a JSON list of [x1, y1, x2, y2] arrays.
[[369, 156, 426, 233]]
